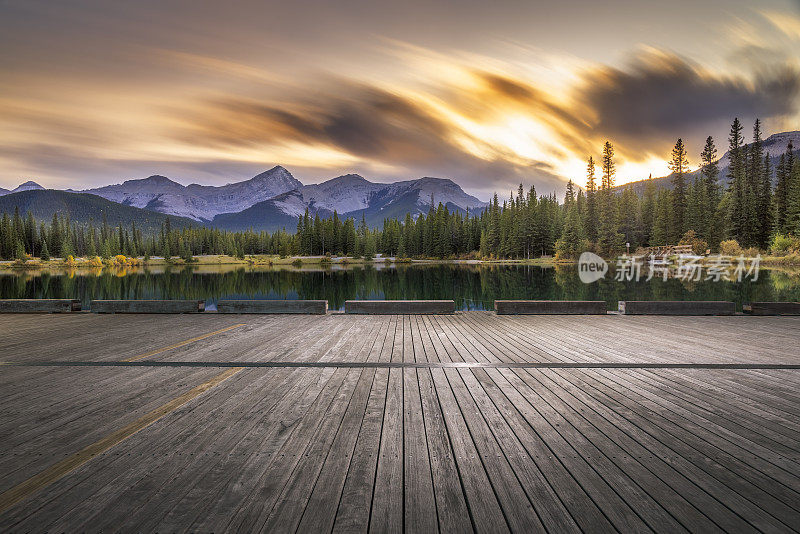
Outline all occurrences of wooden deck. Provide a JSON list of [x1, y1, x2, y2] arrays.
[[0, 312, 799, 532]]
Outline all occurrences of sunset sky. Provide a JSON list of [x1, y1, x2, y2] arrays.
[[1, 0, 799, 199]]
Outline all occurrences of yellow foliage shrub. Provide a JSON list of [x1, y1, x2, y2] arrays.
[[718, 239, 743, 256]]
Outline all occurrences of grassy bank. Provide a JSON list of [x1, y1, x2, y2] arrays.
[[4, 252, 799, 271], [0, 253, 565, 271]]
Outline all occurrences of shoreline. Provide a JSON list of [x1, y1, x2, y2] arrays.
[[2, 252, 799, 272], [0, 254, 565, 271]]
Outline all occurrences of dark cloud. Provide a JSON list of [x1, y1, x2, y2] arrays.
[[167, 50, 800, 195], [577, 52, 800, 155], [173, 81, 566, 196]]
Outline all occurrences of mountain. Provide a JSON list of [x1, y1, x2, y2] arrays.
[[0, 181, 45, 196], [0, 190, 196, 232], [213, 175, 487, 232], [0, 168, 487, 233], [13, 180, 45, 193], [617, 130, 800, 196], [82, 166, 302, 221]]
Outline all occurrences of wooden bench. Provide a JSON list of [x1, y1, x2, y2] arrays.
[[217, 300, 327, 314], [495, 300, 607, 315], [0, 299, 81, 313], [345, 300, 455, 314], [743, 302, 800, 316], [90, 300, 205, 314], [618, 301, 735, 315]]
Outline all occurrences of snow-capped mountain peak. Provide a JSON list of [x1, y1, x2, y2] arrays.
[[83, 167, 303, 221], [12, 181, 45, 192]]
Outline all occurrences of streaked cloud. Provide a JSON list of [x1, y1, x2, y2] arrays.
[[0, 0, 798, 196]]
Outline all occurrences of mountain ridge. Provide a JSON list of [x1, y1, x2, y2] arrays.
[[3, 129, 795, 231], [0, 167, 487, 232], [615, 130, 799, 195], [80, 165, 302, 221], [0, 189, 197, 232]]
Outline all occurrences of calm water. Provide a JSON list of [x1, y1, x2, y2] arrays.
[[1, 263, 799, 311]]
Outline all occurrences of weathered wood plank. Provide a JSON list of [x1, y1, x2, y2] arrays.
[[345, 300, 455, 315], [495, 300, 607, 314], [2, 313, 800, 532], [90, 300, 204, 314], [0, 299, 80, 313], [216, 299, 327, 314]]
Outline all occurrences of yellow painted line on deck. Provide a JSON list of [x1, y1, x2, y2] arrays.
[[121, 323, 246, 362], [0, 366, 244, 515]]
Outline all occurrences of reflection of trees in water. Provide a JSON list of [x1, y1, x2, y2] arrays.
[[0, 265, 798, 310]]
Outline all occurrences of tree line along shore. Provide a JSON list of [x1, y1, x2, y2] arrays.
[[2, 118, 800, 269]]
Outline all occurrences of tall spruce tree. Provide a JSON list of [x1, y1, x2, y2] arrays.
[[745, 119, 765, 246], [775, 142, 794, 234], [597, 141, 622, 254], [668, 138, 689, 241], [584, 156, 598, 242], [757, 153, 773, 248], [726, 118, 746, 243], [786, 157, 800, 235], [699, 136, 720, 245], [641, 176, 657, 246]]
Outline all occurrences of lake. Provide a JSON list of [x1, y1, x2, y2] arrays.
[[1, 263, 799, 311]]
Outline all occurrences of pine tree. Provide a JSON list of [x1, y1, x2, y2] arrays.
[[15, 238, 26, 262], [775, 141, 794, 234], [726, 118, 746, 242], [775, 153, 789, 233], [786, 158, 800, 235], [601, 142, 615, 190], [356, 214, 367, 258], [668, 138, 689, 241], [618, 188, 640, 249], [745, 119, 765, 246], [556, 198, 585, 258], [61, 231, 73, 259], [640, 177, 656, 246], [685, 179, 705, 236], [651, 190, 672, 246], [1, 213, 12, 259], [40, 239, 50, 261], [584, 156, 598, 242], [564, 179, 575, 205], [597, 142, 622, 254], [757, 154, 773, 248], [49, 213, 61, 257], [24, 211, 36, 257], [363, 231, 376, 260], [87, 227, 97, 257], [700, 136, 720, 244]]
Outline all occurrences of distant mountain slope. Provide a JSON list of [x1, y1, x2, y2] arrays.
[[0, 181, 44, 196], [212, 200, 301, 232], [212, 175, 487, 231], [1, 168, 487, 232], [0, 190, 196, 232], [617, 130, 800, 196], [82, 166, 302, 220], [12, 180, 45, 193]]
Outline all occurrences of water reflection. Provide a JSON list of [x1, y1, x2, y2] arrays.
[[1, 263, 798, 311]]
